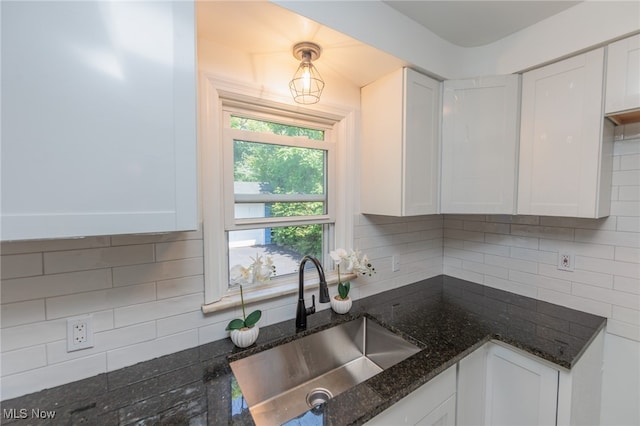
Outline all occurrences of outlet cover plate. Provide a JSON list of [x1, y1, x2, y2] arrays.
[[557, 251, 575, 272], [67, 315, 94, 352]]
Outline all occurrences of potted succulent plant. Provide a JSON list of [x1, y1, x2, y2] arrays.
[[226, 254, 275, 348], [329, 249, 375, 314]]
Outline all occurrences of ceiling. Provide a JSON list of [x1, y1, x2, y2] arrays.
[[196, 1, 583, 87], [384, 1, 581, 47]]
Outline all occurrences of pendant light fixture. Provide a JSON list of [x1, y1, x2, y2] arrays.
[[289, 42, 324, 105]]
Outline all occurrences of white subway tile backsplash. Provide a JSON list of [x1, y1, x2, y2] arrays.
[[464, 241, 511, 256], [1, 253, 42, 279], [484, 254, 538, 274], [486, 215, 540, 225], [1, 319, 67, 351], [612, 170, 640, 186], [539, 239, 615, 259], [539, 262, 613, 288], [605, 319, 640, 341], [114, 293, 204, 328], [110, 227, 203, 246], [485, 233, 539, 249], [112, 257, 203, 287], [509, 270, 572, 294], [616, 217, 640, 232], [511, 224, 575, 241], [106, 330, 198, 372], [618, 186, 640, 201], [612, 305, 640, 326], [0, 354, 106, 401], [614, 276, 640, 295], [462, 260, 509, 279], [1, 269, 112, 304], [510, 247, 556, 265], [156, 275, 204, 300], [45, 283, 156, 320], [483, 275, 538, 299], [615, 246, 640, 263], [575, 229, 640, 248], [0, 346, 47, 375], [537, 287, 612, 318], [572, 283, 640, 311], [444, 228, 484, 242], [0, 236, 110, 256], [620, 153, 640, 170], [539, 216, 617, 231], [0, 300, 45, 328], [44, 245, 155, 274], [463, 221, 510, 234], [444, 247, 484, 262], [610, 201, 640, 217], [46, 321, 157, 364], [155, 239, 204, 262]]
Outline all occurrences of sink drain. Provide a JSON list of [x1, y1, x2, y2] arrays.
[[306, 388, 333, 408]]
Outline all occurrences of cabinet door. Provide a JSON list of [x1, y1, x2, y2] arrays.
[[605, 34, 640, 114], [361, 68, 440, 216], [1, 1, 197, 240], [518, 48, 610, 218], [441, 75, 520, 214], [365, 365, 456, 426], [485, 343, 558, 426], [403, 68, 441, 216]]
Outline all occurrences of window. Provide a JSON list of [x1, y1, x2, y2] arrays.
[[223, 110, 335, 287], [200, 79, 354, 308]]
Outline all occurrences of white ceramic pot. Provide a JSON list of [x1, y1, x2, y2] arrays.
[[330, 296, 352, 314], [230, 326, 259, 348]]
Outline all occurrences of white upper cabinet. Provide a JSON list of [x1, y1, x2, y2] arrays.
[[605, 34, 640, 116], [361, 68, 441, 216], [517, 48, 613, 218], [1, 1, 198, 241], [441, 75, 521, 214]]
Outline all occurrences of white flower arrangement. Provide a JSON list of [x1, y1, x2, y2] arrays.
[[230, 254, 276, 286], [329, 248, 375, 300]]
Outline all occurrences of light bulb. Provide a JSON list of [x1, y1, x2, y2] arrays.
[[302, 66, 311, 91]]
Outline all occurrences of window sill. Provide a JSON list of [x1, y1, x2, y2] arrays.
[[201, 271, 356, 314]]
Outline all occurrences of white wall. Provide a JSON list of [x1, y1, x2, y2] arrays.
[[442, 126, 640, 426]]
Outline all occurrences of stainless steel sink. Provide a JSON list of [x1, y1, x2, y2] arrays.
[[229, 316, 421, 426]]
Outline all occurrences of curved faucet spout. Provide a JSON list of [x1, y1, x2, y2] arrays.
[[296, 256, 330, 330]]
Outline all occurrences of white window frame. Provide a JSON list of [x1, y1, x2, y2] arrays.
[[200, 75, 355, 310]]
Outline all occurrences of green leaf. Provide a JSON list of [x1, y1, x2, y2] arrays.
[[244, 310, 262, 328], [226, 318, 246, 331], [338, 281, 350, 299]]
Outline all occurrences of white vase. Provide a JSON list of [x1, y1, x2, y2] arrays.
[[330, 296, 352, 314], [230, 326, 259, 348]]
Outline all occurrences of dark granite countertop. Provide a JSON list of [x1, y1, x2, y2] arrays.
[[1, 276, 606, 426]]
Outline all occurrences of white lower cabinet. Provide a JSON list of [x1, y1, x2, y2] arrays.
[[484, 343, 559, 425], [368, 330, 604, 426], [458, 331, 605, 426], [365, 365, 456, 426]]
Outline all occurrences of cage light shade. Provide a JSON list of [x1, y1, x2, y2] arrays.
[[289, 42, 324, 104], [289, 61, 324, 104]]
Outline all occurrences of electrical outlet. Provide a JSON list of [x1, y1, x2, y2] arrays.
[[392, 255, 400, 272], [67, 315, 94, 352], [557, 251, 575, 272]]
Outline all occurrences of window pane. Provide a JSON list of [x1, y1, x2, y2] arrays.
[[234, 140, 326, 219], [228, 224, 324, 288], [231, 116, 324, 141]]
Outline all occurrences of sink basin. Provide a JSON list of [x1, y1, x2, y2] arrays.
[[229, 316, 421, 425]]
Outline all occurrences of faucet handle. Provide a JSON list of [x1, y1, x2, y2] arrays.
[[306, 294, 316, 316]]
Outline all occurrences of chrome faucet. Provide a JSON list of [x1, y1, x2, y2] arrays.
[[296, 256, 330, 330]]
